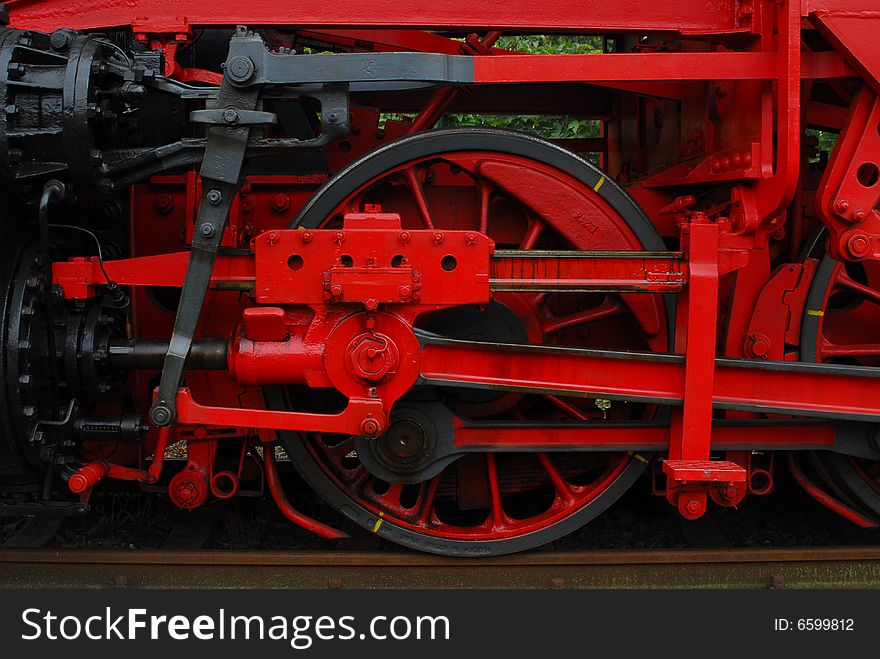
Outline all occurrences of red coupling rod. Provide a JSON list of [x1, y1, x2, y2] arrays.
[[264, 445, 349, 539]]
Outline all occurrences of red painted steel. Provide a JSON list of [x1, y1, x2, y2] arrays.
[[14, 0, 880, 536], [263, 446, 349, 539], [4, 1, 750, 33]]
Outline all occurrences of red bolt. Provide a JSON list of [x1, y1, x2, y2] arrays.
[[154, 194, 175, 214], [432, 231, 444, 245], [399, 231, 411, 244], [360, 417, 381, 437], [266, 231, 279, 246], [335, 231, 345, 244], [746, 332, 771, 358], [685, 498, 702, 516], [721, 484, 740, 501], [835, 199, 850, 213], [399, 285, 411, 299], [330, 284, 343, 297], [854, 209, 866, 221], [271, 193, 290, 213], [176, 483, 198, 503], [465, 232, 477, 245], [847, 233, 870, 258], [301, 231, 313, 243]]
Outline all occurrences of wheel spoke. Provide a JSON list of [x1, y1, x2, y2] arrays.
[[537, 453, 576, 504], [519, 216, 544, 250], [478, 181, 491, 235], [821, 337, 880, 358], [541, 296, 624, 335], [403, 166, 434, 229], [545, 394, 592, 421], [414, 474, 442, 525], [835, 269, 880, 306], [485, 453, 506, 528]]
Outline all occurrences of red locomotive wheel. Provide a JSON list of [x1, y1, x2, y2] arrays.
[[800, 249, 880, 522], [274, 129, 671, 555]]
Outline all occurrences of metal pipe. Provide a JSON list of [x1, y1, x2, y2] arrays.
[[787, 452, 877, 529], [263, 446, 348, 540]]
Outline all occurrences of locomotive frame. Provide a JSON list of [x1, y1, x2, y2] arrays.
[[0, 0, 879, 554]]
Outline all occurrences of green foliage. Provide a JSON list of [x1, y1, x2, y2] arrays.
[[445, 114, 600, 141], [805, 128, 839, 164], [446, 36, 603, 143], [813, 129, 838, 155], [495, 35, 604, 55], [380, 36, 602, 148]]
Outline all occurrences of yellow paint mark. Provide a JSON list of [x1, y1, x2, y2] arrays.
[[806, 309, 825, 317], [373, 511, 385, 533], [592, 176, 606, 193], [634, 454, 649, 464]]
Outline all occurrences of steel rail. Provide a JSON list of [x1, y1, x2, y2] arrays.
[[1, 547, 879, 589]]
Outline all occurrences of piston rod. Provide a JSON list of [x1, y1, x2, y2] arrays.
[[108, 338, 228, 370]]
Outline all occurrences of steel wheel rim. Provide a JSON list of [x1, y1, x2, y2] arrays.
[[274, 129, 671, 554]]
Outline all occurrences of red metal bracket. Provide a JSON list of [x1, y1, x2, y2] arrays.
[[174, 387, 387, 438], [253, 208, 493, 306], [816, 87, 880, 260]]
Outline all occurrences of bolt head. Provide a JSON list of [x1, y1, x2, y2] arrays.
[[361, 417, 381, 438], [846, 233, 870, 258], [50, 29, 73, 51], [222, 108, 239, 124], [685, 499, 702, 515], [271, 193, 290, 213], [177, 483, 197, 503], [151, 405, 172, 426], [199, 223, 216, 238], [206, 189, 222, 205], [226, 55, 256, 83], [155, 194, 175, 214]]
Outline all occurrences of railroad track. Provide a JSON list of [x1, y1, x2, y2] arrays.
[[0, 546, 878, 589]]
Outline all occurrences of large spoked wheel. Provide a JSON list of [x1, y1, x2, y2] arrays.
[[800, 248, 880, 523], [274, 129, 671, 555]]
